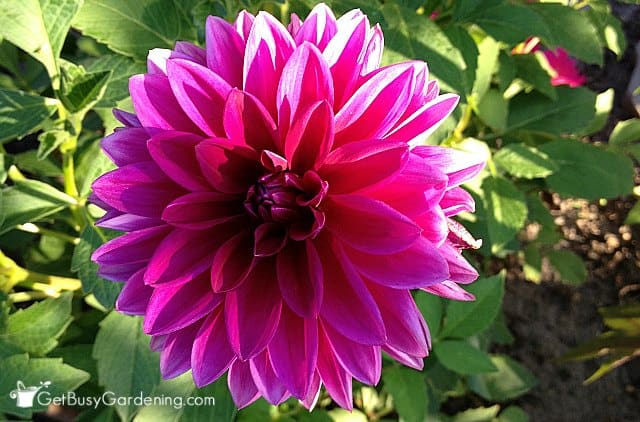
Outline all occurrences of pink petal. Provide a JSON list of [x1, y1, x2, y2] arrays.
[[345, 236, 449, 289], [322, 322, 381, 385], [334, 62, 415, 146], [317, 323, 353, 410], [129, 74, 201, 133], [415, 207, 448, 246], [319, 139, 408, 193], [441, 187, 475, 217], [368, 282, 430, 357], [283, 100, 334, 173], [317, 236, 386, 345], [383, 345, 424, 370], [243, 12, 296, 117], [438, 241, 479, 284], [361, 24, 383, 75], [101, 128, 152, 166], [413, 146, 485, 187], [174, 41, 206, 65], [422, 280, 475, 301], [166, 59, 232, 137], [115, 268, 153, 315], [147, 48, 171, 74], [147, 130, 209, 191], [92, 225, 170, 267], [386, 94, 459, 144], [323, 195, 421, 254], [249, 351, 290, 405], [192, 307, 235, 387], [268, 306, 318, 399], [223, 89, 278, 151], [225, 260, 283, 359], [228, 360, 261, 409], [96, 211, 161, 232], [160, 321, 201, 379], [144, 272, 223, 335], [196, 139, 262, 194], [205, 16, 245, 87], [113, 109, 141, 127], [253, 222, 288, 257], [277, 240, 323, 318], [162, 191, 242, 230], [211, 231, 255, 292], [300, 372, 322, 410], [294, 3, 337, 50], [234, 10, 255, 41], [92, 162, 184, 218], [277, 42, 333, 138]]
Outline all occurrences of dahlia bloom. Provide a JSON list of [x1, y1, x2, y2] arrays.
[[91, 3, 484, 410], [512, 37, 586, 88]]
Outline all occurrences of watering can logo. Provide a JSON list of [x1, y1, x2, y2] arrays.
[[9, 380, 51, 408]]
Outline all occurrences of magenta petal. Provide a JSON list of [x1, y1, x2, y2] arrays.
[[415, 207, 448, 246], [361, 24, 383, 75], [234, 10, 255, 41], [253, 222, 287, 257], [322, 323, 381, 385], [441, 187, 475, 217], [92, 162, 184, 218], [113, 109, 141, 127], [294, 3, 337, 50], [166, 59, 232, 137], [345, 236, 449, 289], [101, 128, 152, 166], [249, 351, 290, 405], [115, 269, 153, 315], [268, 306, 318, 399], [243, 12, 296, 117], [324, 195, 421, 254], [223, 89, 278, 151], [147, 131, 209, 191], [317, 237, 386, 345], [422, 280, 475, 301], [144, 272, 223, 335], [228, 360, 261, 409], [383, 345, 424, 370], [192, 307, 235, 387], [317, 323, 353, 410], [277, 43, 333, 137], [196, 139, 261, 194], [386, 94, 458, 144], [439, 241, 479, 284], [413, 145, 485, 187], [300, 372, 322, 410], [129, 74, 201, 133], [174, 41, 206, 65], [320, 139, 408, 193], [162, 192, 242, 230], [92, 225, 170, 267], [283, 100, 334, 173], [225, 260, 283, 359], [144, 228, 222, 285], [277, 240, 323, 318], [368, 282, 430, 357], [211, 231, 255, 292], [96, 211, 161, 232], [206, 16, 245, 87], [334, 63, 415, 145], [160, 321, 201, 379]]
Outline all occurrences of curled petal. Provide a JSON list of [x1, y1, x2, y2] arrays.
[[422, 280, 475, 301], [101, 127, 152, 166], [439, 241, 479, 284], [115, 269, 153, 315], [441, 187, 475, 216], [295, 3, 337, 50], [386, 94, 459, 145], [206, 16, 245, 87], [413, 145, 486, 187]]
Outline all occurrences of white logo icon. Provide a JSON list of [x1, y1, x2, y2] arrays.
[[9, 381, 51, 408]]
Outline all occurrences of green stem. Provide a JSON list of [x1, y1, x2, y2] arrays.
[[9, 291, 54, 303], [452, 102, 474, 142], [16, 224, 80, 244], [19, 271, 82, 291]]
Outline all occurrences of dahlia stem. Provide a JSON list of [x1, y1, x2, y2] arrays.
[[9, 291, 54, 303], [19, 271, 82, 292], [452, 102, 474, 142], [16, 224, 80, 245]]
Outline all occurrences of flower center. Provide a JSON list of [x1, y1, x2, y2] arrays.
[[244, 170, 328, 256]]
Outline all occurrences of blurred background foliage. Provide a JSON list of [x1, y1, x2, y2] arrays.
[[0, 0, 639, 421]]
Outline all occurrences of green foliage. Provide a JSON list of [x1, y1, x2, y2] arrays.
[[467, 355, 537, 401], [0, 88, 58, 143], [383, 366, 428, 422]]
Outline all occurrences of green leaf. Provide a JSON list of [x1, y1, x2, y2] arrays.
[[530, 3, 603, 65], [433, 340, 497, 375], [182, 376, 236, 422], [472, 37, 500, 102], [481, 176, 528, 254], [494, 143, 557, 179], [440, 273, 505, 339], [415, 291, 443, 339], [87, 54, 146, 108], [383, 366, 427, 422], [442, 25, 478, 95], [71, 225, 121, 309], [624, 200, 640, 226], [476, 89, 508, 132], [451, 405, 500, 422], [37, 129, 70, 160], [468, 355, 537, 401], [0, 292, 72, 355], [512, 54, 556, 100], [133, 373, 194, 422], [0, 353, 89, 419], [73, 0, 197, 61], [585, 7, 626, 58], [546, 250, 587, 285], [0, 0, 83, 85], [59, 65, 111, 113], [0, 88, 57, 143], [381, 3, 467, 93], [327, 409, 368, 422], [75, 138, 115, 198], [93, 312, 160, 422], [539, 139, 634, 200], [497, 406, 529, 422], [468, 4, 551, 46], [523, 244, 542, 284], [609, 118, 640, 148], [13, 150, 62, 177], [0, 179, 75, 235], [583, 88, 614, 135]]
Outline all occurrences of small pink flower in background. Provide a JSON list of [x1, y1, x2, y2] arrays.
[[512, 37, 586, 88], [91, 3, 484, 410]]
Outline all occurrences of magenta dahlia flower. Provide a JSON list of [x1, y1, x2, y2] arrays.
[[91, 3, 484, 410]]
